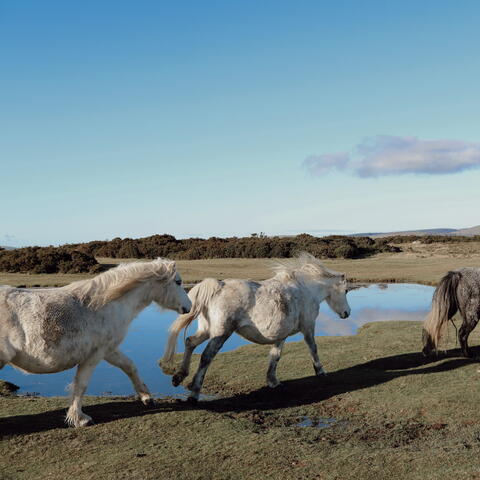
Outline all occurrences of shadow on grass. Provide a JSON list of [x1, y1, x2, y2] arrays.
[[0, 348, 475, 438]]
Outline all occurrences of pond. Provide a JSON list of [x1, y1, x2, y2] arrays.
[[1, 283, 433, 397]]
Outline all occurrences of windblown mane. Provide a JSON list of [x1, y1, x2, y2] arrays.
[[271, 252, 344, 282], [66, 258, 176, 309]]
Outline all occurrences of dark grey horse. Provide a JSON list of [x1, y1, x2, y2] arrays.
[[423, 267, 480, 358]]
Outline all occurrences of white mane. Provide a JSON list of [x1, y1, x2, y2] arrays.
[[66, 258, 176, 309], [271, 252, 345, 282]]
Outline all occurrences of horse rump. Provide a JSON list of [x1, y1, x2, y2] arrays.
[[422, 270, 460, 356], [159, 278, 222, 373]]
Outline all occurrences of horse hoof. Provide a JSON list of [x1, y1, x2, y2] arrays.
[[187, 396, 198, 405], [66, 412, 94, 428], [78, 416, 94, 427], [267, 380, 281, 389], [172, 374, 183, 387], [142, 397, 156, 407]]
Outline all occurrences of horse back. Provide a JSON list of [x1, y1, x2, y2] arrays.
[[0, 286, 88, 349], [215, 278, 312, 342], [0, 286, 20, 340], [456, 268, 480, 317], [216, 277, 312, 316]]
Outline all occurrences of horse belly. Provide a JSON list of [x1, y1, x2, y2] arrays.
[[10, 333, 117, 374], [236, 321, 297, 344], [10, 349, 81, 374], [236, 325, 275, 344]]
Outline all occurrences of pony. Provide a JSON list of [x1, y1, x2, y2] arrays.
[[422, 267, 480, 358], [0, 258, 191, 427], [160, 253, 351, 402]]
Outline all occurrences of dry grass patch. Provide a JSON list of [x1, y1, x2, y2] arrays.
[[1, 249, 480, 287]]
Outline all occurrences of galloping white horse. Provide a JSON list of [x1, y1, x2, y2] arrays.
[[0, 258, 191, 427], [160, 253, 350, 402]]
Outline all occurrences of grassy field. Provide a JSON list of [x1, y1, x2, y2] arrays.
[[2, 321, 480, 479], [2, 243, 480, 479], [1, 241, 480, 288]]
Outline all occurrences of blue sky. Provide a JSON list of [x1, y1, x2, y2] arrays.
[[1, 0, 479, 247]]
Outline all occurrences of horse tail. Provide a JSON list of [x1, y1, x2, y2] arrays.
[[159, 278, 223, 374], [422, 270, 460, 355]]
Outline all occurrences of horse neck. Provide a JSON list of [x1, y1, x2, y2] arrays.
[[302, 278, 331, 304], [108, 282, 154, 320]]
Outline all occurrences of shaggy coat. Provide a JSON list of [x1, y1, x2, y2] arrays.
[[423, 267, 480, 357], [0, 258, 191, 427], [160, 253, 351, 402]]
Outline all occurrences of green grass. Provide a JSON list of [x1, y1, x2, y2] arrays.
[[2, 320, 480, 479], [3, 246, 480, 478]]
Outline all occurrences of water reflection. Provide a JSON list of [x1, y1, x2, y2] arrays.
[[316, 283, 433, 337], [296, 416, 342, 428], [1, 283, 433, 397]]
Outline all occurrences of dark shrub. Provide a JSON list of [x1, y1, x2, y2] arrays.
[[332, 244, 357, 259], [0, 247, 99, 273], [0, 231, 411, 273]]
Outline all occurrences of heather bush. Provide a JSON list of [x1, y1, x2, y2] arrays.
[[0, 247, 99, 273], [0, 233, 405, 273]]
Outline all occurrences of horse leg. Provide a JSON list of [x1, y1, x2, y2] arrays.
[[459, 314, 479, 358], [187, 333, 231, 403], [266, 340, 285, 388], [0, 340, 15, 370], [303, 330, 326, 376], [172, 330, 210, 387], [105, 349, 153, 405], [66, 356, 102, 427]]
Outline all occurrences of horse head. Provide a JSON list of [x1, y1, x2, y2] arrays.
[[325, 274, 351, 319], [150, 260, 191, 314]]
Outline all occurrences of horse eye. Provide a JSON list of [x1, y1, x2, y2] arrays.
[[175, 279, 182, 286]]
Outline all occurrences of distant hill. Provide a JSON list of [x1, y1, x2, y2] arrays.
[[0, 246, 16, 250], [455, 225, 480, 236], [352, 226, 480, 239]]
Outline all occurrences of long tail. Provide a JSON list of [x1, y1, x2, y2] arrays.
[[159, 278, 222, 374], [422, 271, 460, 355]]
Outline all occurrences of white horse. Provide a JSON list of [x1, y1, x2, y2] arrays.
[[160, 253, 350, 402], [0, 258, 191, 427]]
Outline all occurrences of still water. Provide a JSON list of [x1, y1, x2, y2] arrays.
[[1, 283, 433, 397]]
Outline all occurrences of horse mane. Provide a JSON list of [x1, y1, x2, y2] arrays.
[[66, 258, 176, 310], [271, 252, 345, 282]]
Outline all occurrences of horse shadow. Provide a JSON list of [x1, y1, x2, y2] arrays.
[[0, 346, 476, 438], [200, 347, 476, 413]]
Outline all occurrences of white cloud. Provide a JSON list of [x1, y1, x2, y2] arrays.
[[304, 135, 480, 177], [303, 152, 350, 175]]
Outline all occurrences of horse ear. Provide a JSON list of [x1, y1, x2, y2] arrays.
[[156, 258, 176, 279], [166, 260, 177, 277]]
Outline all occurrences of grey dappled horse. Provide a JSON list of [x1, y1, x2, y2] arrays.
[[423, 267, 480, 358]]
